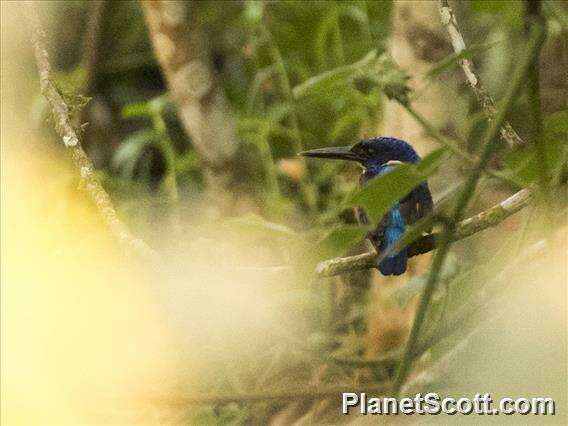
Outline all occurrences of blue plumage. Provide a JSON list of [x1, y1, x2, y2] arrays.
[[378, 204, 407, 275], [302, 137, 433, 276], [362, 162, 413, 276]]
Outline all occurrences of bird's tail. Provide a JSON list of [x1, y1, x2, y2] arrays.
[[378, 207, 407, 276]]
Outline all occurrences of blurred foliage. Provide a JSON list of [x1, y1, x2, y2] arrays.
[[23, 0, 568, 423]]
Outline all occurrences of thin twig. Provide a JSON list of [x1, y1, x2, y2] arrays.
[[316, 188, 532, 277], [30, 6, 157, 261], [393, 23, 546, 395], [439, 0, 525, 147]]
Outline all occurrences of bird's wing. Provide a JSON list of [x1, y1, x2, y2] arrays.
[[402, 181, 434, 230], [355, 205, 388, 252]]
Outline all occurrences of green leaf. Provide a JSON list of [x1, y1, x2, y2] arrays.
[[372, 53, 411, 104], [502, 110, 568, 185], [243, 0, 264, 25], [314, 224, 372, 260], [425, 40, 502, 80], [223, 214, 301, 241], [147, 95, 173, 115], [502, 147, 538, 185], [395, 274, 428, 307], [544, 110, 568, 141], [292, 50, 377, 99], [121, 101, 150, 118], [174, 152, 200, 175], [246, 65, 278, 113], [394, 253, 459, 307], [121, 95, 172, 118], [349, 148, 447, 224], [111, 130, 157, 178], [471, 0, 523, 29], [329, 107, 364, 143]]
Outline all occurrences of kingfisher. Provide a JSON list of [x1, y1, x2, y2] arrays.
[[301, 137, 433, 276]]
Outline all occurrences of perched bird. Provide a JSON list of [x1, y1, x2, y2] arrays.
[[301, 137, 433, 275]]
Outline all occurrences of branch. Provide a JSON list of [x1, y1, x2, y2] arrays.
[[30, 6, 157, 261], [316, 188, 533, 277], [439, 0, 524, 147]]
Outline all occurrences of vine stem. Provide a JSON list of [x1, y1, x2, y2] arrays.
[[259, 23, 318, 211], [524, 0, 554, 235], [393, 23, 546, 395]]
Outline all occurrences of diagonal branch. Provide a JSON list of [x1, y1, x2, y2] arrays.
[[316, 188, 532, 277], [30, 6, 157, 261], [439, 0, 525, 147]]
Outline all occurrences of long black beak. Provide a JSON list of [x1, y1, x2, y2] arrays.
[[299, 146, 362, 162]]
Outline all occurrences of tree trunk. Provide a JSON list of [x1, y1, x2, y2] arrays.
[[140, 1, 240, 201]]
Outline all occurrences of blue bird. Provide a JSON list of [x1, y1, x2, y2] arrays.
[[301, 137, 433, 275]]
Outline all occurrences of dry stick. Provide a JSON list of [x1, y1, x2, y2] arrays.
[[392, 24, 546, 395], [30, 7, 157, 261], [316, 188, 532, 277], [439, 0, 525, 147]]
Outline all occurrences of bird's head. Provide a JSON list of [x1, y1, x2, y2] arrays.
[[300, 137, 420, 170]]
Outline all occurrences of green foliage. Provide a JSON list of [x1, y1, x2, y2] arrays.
[[470, 0, 524, 29], [314, 224, 371, 261], [111, 129, 156, 179], [38, 1, 567, 422], [222, 213, 302, 243], [394, 253, 459, 307], [349, 149, 447, 224], [502, 110, 568, 185], [425, 40, 502, 80]]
